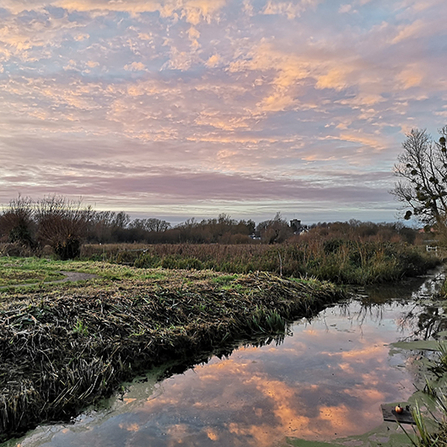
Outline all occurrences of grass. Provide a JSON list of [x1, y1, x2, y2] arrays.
[[81, 240, 440, 285], [73, 318, 89, 337], [0, 256, 163, 291], [0, 257, 346, 442], [0, 257, 66, 286]]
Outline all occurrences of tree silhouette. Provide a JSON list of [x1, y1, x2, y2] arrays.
[[392, 126, 447, 231]]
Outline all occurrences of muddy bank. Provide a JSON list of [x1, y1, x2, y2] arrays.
[[0, 270, 345, 441]]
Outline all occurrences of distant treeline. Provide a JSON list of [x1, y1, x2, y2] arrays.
[[0, 195, 420, 259]]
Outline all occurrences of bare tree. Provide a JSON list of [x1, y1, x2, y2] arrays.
[[392, 126, 447, 229], [0, 195, 36, 248], [88, 211, 116, 243], [35, 196, 95, 259], [130, 218, 171, 232]]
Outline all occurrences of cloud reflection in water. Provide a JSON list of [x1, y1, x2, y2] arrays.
[[16, 301, 419, 447]]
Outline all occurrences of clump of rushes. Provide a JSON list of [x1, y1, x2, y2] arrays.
[[402, 343, 447, 446], [404, 397, 447, 446], [0, 266, 345, 441]]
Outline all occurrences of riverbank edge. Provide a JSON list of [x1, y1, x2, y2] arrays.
[[0, 269, 347, 442]]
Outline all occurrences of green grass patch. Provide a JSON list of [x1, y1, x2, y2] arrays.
[[211, 274, 239, 285], [0, 257, 66, 286]]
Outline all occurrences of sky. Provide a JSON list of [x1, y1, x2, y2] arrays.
[[1, 0, 447, 225]]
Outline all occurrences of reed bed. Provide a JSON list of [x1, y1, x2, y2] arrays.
[[81, 240, 440, 285], [0, 268, 345, 441]]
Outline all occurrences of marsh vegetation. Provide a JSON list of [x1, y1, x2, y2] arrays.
[[83, 238, 439, 285]]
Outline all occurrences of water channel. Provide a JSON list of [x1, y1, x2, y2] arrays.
[[6, 270, 447, 447]]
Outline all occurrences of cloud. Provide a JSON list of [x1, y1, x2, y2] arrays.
[[179, 0, 228, 25], [124, 61, 146, 71], [315, 68, 352, 91], [338, 4, 353, 13], [0, 152, 391, 211], [74, 33, 89, 41], [396, 65, 424, 89], [1, 0, 447, 222], [262, 0, 322, 19], [206, 54, 220, 67], [391, 19, 425, 44], [337, 132, 387, 151]]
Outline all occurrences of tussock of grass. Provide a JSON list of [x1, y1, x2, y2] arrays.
[[0, 262, 346, 441]]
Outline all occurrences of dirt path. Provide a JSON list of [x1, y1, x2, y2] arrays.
[[58, 271, 97, 282]]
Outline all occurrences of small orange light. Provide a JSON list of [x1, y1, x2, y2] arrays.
[[395, 405, 404, 414]]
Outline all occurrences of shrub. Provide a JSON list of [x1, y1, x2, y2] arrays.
[[134, 253, 161, 268]]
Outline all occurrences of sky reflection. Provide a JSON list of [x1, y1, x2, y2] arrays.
[[12, 299, 422, 447]]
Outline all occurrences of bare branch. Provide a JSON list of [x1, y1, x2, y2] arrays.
[[391, 126, 447, 228]]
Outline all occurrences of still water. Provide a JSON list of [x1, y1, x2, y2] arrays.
[[9, 272, 446, 447]]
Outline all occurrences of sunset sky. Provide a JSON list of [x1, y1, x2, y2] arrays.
[[1, 0, 446, 225]]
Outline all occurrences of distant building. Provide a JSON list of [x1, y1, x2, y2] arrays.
[[249, 234, 261, 240], [290, 219, 308, 235]]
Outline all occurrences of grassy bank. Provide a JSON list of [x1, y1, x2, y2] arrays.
[[81, 240, 440, 285], [0, 258, 346, 441]]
